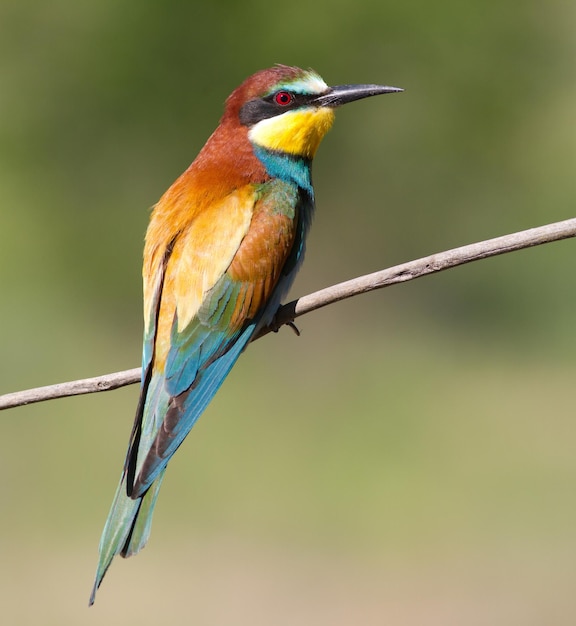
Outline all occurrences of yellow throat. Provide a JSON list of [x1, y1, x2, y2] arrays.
[[248, 107, 335, 159]]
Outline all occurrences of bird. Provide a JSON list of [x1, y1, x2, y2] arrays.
[[89, 64, 401, 604]]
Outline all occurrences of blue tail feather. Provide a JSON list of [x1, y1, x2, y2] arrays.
[[89, 469, 166, 605]]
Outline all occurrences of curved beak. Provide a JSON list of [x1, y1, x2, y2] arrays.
[[313, 84, 403, 108]]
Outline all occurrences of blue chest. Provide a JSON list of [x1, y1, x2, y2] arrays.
[[252, 145, 314, 197]]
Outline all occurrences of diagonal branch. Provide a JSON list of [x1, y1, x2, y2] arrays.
[[1, 217, 575, 411]]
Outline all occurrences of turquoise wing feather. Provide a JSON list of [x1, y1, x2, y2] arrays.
[[129, 179, 306, 496]]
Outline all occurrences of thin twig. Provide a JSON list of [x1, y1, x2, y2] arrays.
[[260, 217, 576, 336], [1, 217, 574, 411], [0, 369, 142, 410]]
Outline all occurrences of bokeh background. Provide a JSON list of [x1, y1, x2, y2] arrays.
[[1, 1, 575, 624]]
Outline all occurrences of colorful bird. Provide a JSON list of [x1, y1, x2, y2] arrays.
[[90, 64, 401, 604]]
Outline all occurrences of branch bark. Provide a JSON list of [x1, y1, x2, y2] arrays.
[[1, 217, 575, 411]]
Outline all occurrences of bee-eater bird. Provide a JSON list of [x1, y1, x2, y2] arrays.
[[90, 64, 401, 604]]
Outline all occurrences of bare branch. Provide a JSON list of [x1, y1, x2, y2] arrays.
[[0, 368, 142, 410], [1, 217, 575, 411], [260, 217, 576, 336]]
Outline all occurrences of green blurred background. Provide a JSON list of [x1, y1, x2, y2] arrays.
[[1, 0, 575, 623]]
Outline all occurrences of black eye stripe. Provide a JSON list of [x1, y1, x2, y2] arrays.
[[239, 91, 320, 126]]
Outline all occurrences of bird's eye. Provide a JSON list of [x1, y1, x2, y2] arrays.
[[274, 91, 293, 106]]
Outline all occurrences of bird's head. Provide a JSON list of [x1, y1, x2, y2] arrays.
[[223, 65, 402, 160]]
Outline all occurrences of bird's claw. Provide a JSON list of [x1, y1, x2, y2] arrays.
[[286, 321, 301, 336], [268, 313, 300, 336]]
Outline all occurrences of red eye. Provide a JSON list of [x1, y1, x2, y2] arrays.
[[274, 91, 293, 106]]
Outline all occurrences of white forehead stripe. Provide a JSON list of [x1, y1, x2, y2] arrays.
[[277, 72, 329, 95]]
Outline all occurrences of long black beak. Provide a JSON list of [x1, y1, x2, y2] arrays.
[[313, 84, 403, 107]]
